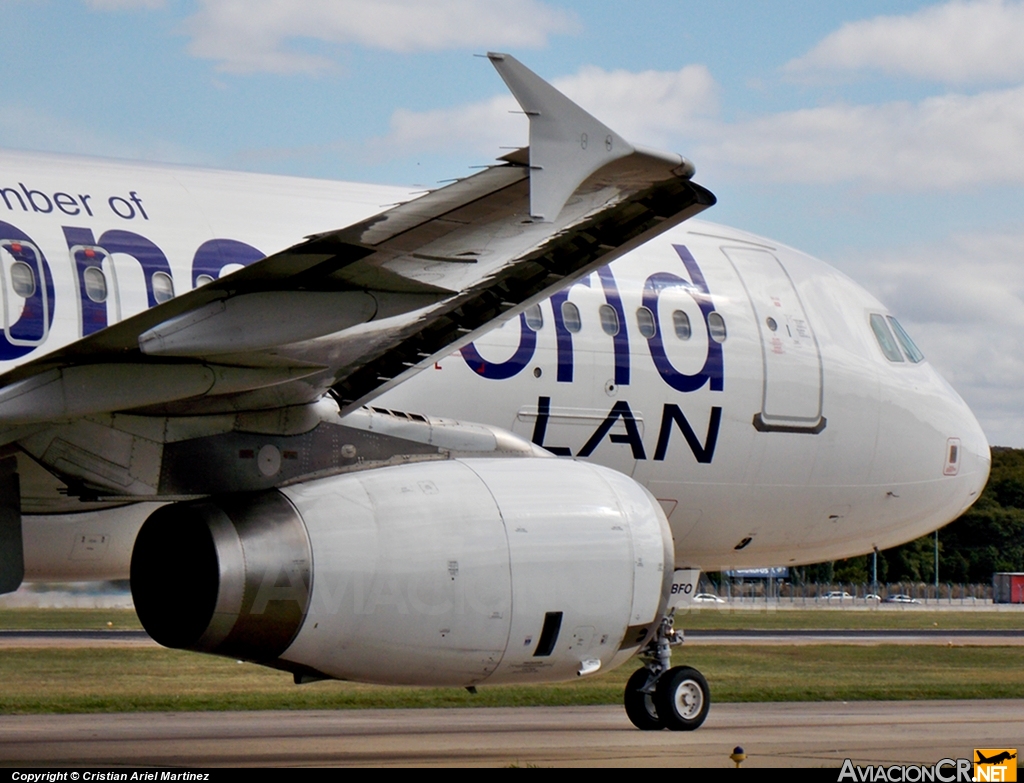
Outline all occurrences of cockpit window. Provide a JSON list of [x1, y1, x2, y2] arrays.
[[869, 313, 904, 362], [887, 316, 924, 363]]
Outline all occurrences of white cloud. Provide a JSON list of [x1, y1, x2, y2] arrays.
[[368, 63, 718, 160], [786, 0, 1024, 85], [696, 85, 1024, 188], [375, 62, 1024, 191], [860, 233, 1024, 321], [549, 65, 720, 147], [839, 231, 1024, 446], [181, 0, 577, 75]]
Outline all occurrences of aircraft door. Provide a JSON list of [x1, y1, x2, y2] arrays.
[[0, 238, 50, 347], [69, 245, 121, 335], [722, 247, 824, 433]]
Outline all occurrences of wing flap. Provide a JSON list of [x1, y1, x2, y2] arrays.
[[353, 165, 529, 247]]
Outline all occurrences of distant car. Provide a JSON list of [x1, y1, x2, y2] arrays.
[[864, 593, 882, 601], [883, 594, 921, 604], [824, 591, 854, 601], [692, 593, 726, 603]]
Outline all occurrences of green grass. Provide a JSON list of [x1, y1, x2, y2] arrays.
[[675, 607, 1024, 631], [0, 608, 142, 630], [0, 607, 1019, 714], [0, 644, 1021, 714], [696, 645, 1024, 702]]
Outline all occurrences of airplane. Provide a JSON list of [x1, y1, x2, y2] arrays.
[[976, 752, 1017, 765], [0, 54, 989, 732]]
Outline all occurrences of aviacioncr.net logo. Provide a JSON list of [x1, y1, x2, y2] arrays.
[[838, 758, 973, 782], [974, 749, 1017, 782]]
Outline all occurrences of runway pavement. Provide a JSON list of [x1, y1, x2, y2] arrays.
[[0, 700, 1020, 767]]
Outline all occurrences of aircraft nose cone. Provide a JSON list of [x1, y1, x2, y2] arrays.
[[871, 362, 990, 550], [932, 370, 990, 514], [954, 392, 991, 502]]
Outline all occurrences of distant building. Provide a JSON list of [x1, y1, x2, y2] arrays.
[[724, 567, 789, 579], [993, 572, 1024, 603]]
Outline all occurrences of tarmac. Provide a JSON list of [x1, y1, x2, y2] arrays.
[[0, 700, 1019, 767]]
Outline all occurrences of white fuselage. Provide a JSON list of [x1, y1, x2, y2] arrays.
[[381, 225, 989, 569], [0, 150, 989, 573]]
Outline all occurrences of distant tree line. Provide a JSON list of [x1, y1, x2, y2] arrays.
[[707, 447, 1024, 586], [797, 446, 1024, 585]]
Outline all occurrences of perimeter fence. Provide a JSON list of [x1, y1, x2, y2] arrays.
[[697, 581, 996, 605]]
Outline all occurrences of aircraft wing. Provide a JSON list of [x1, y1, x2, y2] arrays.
[[0, 54, 713, 470]]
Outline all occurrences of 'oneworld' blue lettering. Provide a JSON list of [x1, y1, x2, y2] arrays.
[[460, 313, 536, 379], [641, 245, 724, 393]]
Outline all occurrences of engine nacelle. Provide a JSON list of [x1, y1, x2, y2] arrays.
[[131, 458, 673, 686]]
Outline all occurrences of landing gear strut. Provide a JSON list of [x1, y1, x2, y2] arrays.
[[623, 613, 710, 731]]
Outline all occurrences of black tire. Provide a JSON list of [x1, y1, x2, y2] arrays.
[[654, 666, 710, 731], [623, 668, 663, 730]]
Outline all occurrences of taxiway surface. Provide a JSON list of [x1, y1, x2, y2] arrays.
[[1, 700, 1019, 767]]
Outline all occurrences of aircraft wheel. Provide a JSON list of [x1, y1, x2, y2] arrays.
[[654, 666, 710, 731], [623, 668, 663, 730]]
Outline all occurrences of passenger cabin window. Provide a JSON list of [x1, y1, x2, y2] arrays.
[[870, 313, 904, 362], [672, 310, 691, 340], [524, 304, 544, 332], [888, 316, 924, 363], [9, 261, 35, 298], [636, 307, 656, 338], [83, 266, 107, 303], [152, 272, 175, 304], [708, 312, 727, 343], [561, 301, 581, 333], [598, 304, 619, 336]]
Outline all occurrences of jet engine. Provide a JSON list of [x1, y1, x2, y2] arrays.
[[131, 457, 674, 686]]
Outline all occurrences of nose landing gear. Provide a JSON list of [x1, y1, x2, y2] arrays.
[[624, 614, 710, 731], [624, 668, 662, 730], [655, 665, 710, 730]]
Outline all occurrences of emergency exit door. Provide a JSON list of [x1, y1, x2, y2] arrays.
[[0, 238, 50, 347]]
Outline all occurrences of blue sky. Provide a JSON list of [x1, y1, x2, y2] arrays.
[[3, 0, 1024, 445]]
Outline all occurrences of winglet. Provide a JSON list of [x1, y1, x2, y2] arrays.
[[488, 52, 636, 222]]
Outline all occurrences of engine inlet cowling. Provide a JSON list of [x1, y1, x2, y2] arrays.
[[130, 491, 311, 663]]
